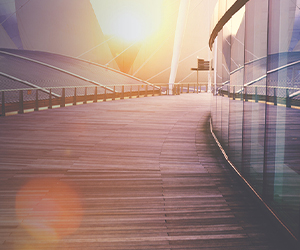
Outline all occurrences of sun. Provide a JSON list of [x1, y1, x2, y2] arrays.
[[90, 0, 163, 43], [112, 11, 144, 42]]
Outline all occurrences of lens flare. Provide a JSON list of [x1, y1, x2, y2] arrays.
[[15, 178, 82, 242]]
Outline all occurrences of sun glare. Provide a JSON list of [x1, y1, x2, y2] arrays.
[[113, 11, 144, 42], [90, 0, 163, 42]]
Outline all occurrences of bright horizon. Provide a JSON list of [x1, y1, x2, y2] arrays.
[[90, 0, 164, 42]]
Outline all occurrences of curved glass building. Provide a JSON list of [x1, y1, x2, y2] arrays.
[[210, 0, 300, 241]]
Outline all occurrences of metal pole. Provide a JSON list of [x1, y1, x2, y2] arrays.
[[197, 69, 199, 93], [1, 91, 5, 116], [35, 89, 39, 111], [49, 89, 52, 109], [121, 85, 124, 99], [94, 86, 97, 102], [255, 86, 258, 102], [73, 87, 77, 105], [130, 85, 132, 98], [60, 88, 65, 107], [18, 90, 24, 114], [84, 87, 87, 104], [286, 89, 291, 108]]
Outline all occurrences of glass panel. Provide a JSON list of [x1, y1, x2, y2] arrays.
[[228, 7, 245, 171], [265, 0, 300, 237], [242, 0, 268, 194], [221, 19, 231, 150]]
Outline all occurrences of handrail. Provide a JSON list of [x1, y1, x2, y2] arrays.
[[0, 48, 153, 89], [0, 72, 60, 97], [209, 0, 249, 50], [0, 50, 115, 92], [0, 83, 209, 116]]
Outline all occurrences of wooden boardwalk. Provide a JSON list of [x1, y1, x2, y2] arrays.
[[0, 94, 284, 249]]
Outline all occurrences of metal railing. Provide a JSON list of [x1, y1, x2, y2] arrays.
[[0, 83, 209, 116], [218, 84, 300, 108]]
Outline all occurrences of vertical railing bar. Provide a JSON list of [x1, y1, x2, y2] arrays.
[[73, 87, 77, 105], [19, 90, 24, 114], [49, 89, 52, 109], [61, 88, 65, 107], [1, 91, 5, 116], [94, 86, 97, 103], [104, 88, 106, 102], [241, 87, 243, 101], [233, 86, 235, 100], [35, 89, 39, 111], [274, 87, 277, 106], [286, 89, 291, 108], [130, 85, 132, 99], [84, 87, 87, 104], [255, 86, 258, 102], [121, 85, 124, 99]]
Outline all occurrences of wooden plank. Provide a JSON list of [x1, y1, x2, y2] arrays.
[[0, 94, 284, 249]]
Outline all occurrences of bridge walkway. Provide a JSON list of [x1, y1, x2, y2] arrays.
[[0, 93, 284, 249]]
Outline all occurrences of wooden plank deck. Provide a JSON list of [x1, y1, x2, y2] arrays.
[[0, 94, 284, 249]]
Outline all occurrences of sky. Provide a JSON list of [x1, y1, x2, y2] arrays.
[[89, 0, 164, 42]]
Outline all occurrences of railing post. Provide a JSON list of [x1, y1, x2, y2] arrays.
[[18, 90, 24, 114], [193, 83, 195, 93], [152, 85, 155, 96], [130, 85, 132, 99], [245, 86, 248, 102], [241, 87, 243, 101], [197, 83, 199, 94], [187, 84, 190, 93], [145, 85, 148, 97], [1, 91, 5, 116], [49, 89, 52, 109], [73, 87, 77, 105], [94, 86, 97, 103], [121, 85, 124, 99], [233, 86, 235, 100], [286, 89, 291, 108], [84, 87, 87, 104], [61, 88, 65, 107], [35, 89, 39, 111], [113, 86, 116, 100], [159, 86, 162, 96], [137, 85, 140, 98], [274, 88, 277, 106], [104, 88, 106, 102], [255, 87, 258, 102]]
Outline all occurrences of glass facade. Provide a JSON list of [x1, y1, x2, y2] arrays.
[[211, 0, 300, 239]]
